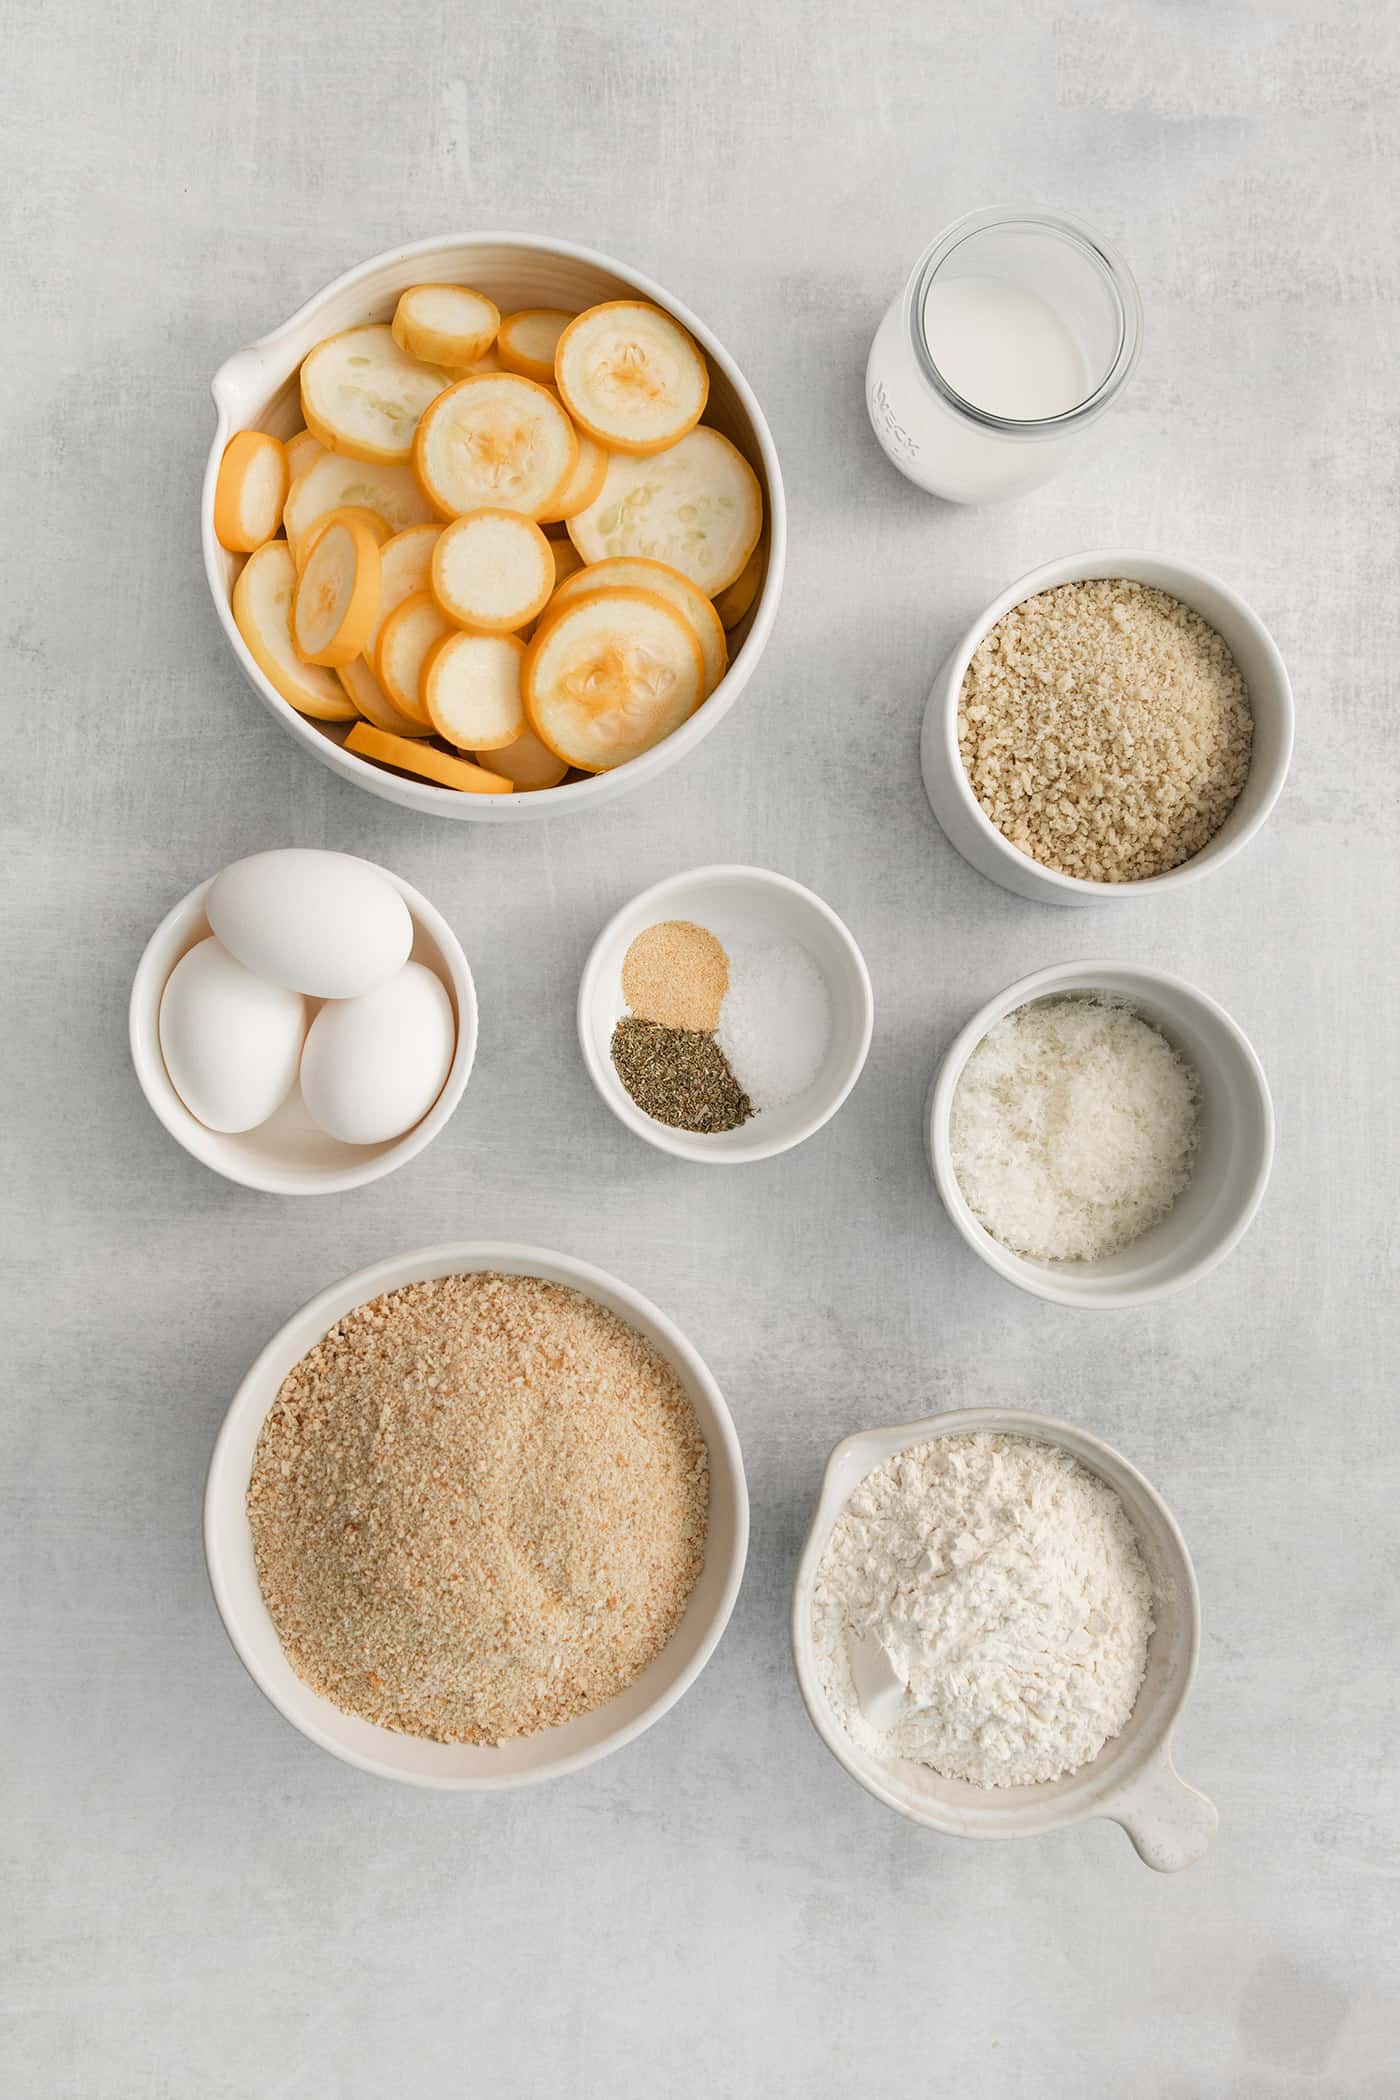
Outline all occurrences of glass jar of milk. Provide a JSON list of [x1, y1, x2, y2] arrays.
[[866, 208, 1142, 504]]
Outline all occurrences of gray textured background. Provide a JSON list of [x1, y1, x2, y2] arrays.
[[4, 2, 1398, 2094]]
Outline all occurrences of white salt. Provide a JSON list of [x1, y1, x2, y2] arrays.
[[717, 936, 832, 1111]]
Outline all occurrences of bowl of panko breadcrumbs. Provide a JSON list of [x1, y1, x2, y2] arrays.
[[921, 552, 1293, 907], [205, 1242, 748, 1787]]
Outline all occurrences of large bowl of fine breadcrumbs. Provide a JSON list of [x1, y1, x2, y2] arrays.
[[920, 552, 1293, 907], [205, 1244, 748, 1786]]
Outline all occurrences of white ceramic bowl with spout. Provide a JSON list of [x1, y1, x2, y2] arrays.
[[202, 233, 785, 820], [792, 1407, 1217, 1871], [920, 550, 1293, 904]]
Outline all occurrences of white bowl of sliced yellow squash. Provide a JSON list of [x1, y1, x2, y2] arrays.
[[203, 235, 785, 818]]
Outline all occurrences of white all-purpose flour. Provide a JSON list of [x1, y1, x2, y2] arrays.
[[813, 1434, 1154, 1787]]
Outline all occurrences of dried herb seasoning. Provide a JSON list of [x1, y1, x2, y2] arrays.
[[610, 1017, 752, 1133]]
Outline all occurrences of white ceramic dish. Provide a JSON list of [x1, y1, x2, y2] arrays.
[[921, 550, 1293, 905], [203, 233, 786, 820], [205, 1242, 749, 1787], [129, 861, 476, 1195], [577, 864, 874, 1164], [926, 960, 1274, 1308], [792, 1407, 1217, 1872]]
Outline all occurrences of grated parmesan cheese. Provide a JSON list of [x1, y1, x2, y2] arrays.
[[949, 996, 1200, 1261]]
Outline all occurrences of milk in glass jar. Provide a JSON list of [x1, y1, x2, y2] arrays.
[[866, 209, 1142, 504]]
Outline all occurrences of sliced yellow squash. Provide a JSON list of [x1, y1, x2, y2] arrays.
[[392, 284, 500, 369], [566, 427, 761, 596], [424, 631, 526, 750], [232, 542, 357, 721], [430, 509, 554, 633], [214, 431, 288, 554], [549, 555, 726, 696], [496, 308, 574, 386], [291, 512, 382, 667], [523, 587, 703, 772], [555, 301, 708, 455], [414, 372, 578, 519], [375, 589, 455, 724], [345, 721, 513, 794], [300, 324, 451, 465], [283, 452, 435, 565]]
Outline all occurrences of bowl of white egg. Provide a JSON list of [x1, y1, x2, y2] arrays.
[[129, 848, 476, 1195]]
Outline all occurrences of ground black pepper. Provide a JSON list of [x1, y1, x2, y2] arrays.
[[610, 1017, 752, 1133]]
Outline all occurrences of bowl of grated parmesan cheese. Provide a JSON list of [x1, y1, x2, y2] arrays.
[[791, 1408, 1217, 1871], [926, 961, 1274, 1308]]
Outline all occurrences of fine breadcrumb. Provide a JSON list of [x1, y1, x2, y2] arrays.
[[247, 1272, 709, 1744], [957, 580, 1253, 882]]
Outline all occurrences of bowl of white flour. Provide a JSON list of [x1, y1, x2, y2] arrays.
[[791, 1408, 1217, 1871]]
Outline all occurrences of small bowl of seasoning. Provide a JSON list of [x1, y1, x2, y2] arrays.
[[926, 960, 1274, 1307], [578, 864, 874, 1163], [920, 551, 1294, 906]]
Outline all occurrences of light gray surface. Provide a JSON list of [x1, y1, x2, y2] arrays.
[[4, 1, 1397, 2093]]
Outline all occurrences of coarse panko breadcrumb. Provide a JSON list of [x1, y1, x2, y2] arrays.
[[957, 580, 1252, 882]]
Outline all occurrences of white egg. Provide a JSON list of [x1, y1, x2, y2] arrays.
[[206, 848, 413, 999], [299, 962, 456, 1146], [159, 937, 307, 1133]]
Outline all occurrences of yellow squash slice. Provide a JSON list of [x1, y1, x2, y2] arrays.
[[345, 721, 512, 795], [566, 427, 762, 596], [523, 587, 703, 772], [283, 427, 324, 481], [392, 283, 500, 369], [337, 653, 432, 739], [362, 522, 439, 670], [430, 510, 554, 633], [300, 324, 452, 465], [296, 504, 392, 570], [214, 431, 288, 553], [538, 409, 609, 521], [283, 452, 435, 565], [291, 512, 382, 667], [413, 372, 577, 519], [375, 589, 455, 724], [496, 308, 574, 387], [479, 722, 569, 791], [232, 542, 356, 721], [424, 631, 526, 750], [554, 301, 708, 456], [550, 555, 726, 696], [713, 542, 764, 629]]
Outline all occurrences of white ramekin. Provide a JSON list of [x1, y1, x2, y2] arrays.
[[129, 861, 476, 1196], [792, 1408, 1217, 1871], [921, 550, 1293, 904], [205, 1242, 749, 1787], [926, 960, 1274, 1308], [577, 864, 874, 1164], [203, 233, 785, 821]]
